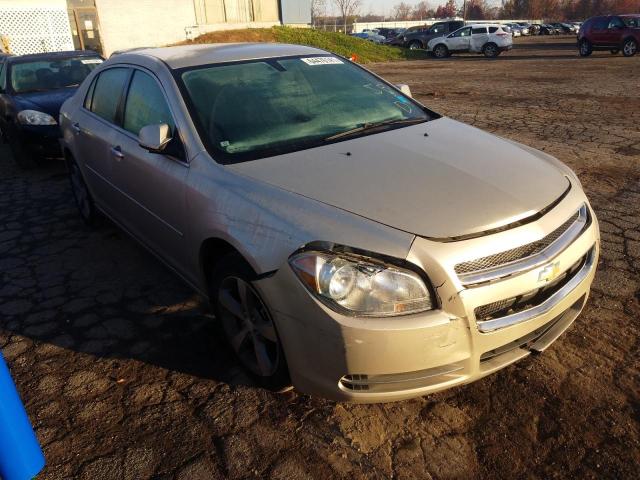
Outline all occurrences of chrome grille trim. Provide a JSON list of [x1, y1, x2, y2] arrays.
[[476, 246, 595, 333], [456, 204, 589, 286]]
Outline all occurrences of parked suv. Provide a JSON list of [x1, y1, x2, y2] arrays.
[[578, 15, 640, 57], [403, 20, 465, 50], [60, 44, 599, 402], [428, 24, 513, 58]]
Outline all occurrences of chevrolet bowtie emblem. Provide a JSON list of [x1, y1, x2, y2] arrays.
[[538, 261, 561, 283]]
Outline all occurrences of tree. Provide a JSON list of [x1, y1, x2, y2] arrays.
[[413, 1, 434, 20], [333, 0, 362, 32], [311, 0, 327, 26], [392, 2, 413, 20], [435, 0, 458, 18], [466, 0, 489, 19]]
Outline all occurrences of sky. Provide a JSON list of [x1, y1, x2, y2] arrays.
[[335, 0, 502, 16]]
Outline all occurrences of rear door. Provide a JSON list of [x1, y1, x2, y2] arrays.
[[73, 66, 130, 211], [108, 68, 188, 268], [470, 26, 489, 52], [605, 16, 625, 46], [447, 27, 472, 52]]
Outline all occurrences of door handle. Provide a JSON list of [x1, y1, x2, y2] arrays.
[[110, 146, 124, 160], [72, 122, 81, 134]]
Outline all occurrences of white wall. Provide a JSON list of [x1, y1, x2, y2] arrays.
[[95, 0, 198, 56]]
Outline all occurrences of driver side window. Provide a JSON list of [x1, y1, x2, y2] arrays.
[[451, 27, 472, 38], [123, 70, 175, 137]]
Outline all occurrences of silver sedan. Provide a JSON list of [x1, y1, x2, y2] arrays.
[[60, 44, 599, 402]]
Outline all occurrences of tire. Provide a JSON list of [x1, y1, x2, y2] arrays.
[[67, 154, 98, 225], [211, 254, 291, 392], [408, 40, 422, 50], [579, 39, 592, 57], [610, 49, 620, 54], [433, 44, 449, 59], [483, 43, 499, 58], [8, 136, 36, 169], [622, 38, 637, 57]]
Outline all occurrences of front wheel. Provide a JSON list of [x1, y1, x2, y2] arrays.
[[483, 43, 499, 58], [211, 254, 291, 392], [622, 38, 637, 57], [579, 39, 592, 57], [433, 44, 449, 59]]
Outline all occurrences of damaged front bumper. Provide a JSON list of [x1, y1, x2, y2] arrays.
[[254, 189, 599, 403]]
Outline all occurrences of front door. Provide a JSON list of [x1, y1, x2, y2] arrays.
[[447, 27, 472, 52], [108, 68, 188, 269]]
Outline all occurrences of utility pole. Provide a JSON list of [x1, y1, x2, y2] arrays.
[[463, 0, 467, 21]]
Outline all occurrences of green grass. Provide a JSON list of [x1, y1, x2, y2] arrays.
[[182, 27, 428, 63]]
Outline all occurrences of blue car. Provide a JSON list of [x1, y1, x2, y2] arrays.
[[0, 50, 103, 168]]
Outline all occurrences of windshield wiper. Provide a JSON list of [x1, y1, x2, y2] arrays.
[[324, 118, 427, 141]]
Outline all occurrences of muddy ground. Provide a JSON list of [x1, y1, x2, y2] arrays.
[[1, 36, 639, 479]]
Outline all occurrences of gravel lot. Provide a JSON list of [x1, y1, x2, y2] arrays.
[[1, 36, 639, 479]]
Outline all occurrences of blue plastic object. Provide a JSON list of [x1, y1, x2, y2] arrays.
[[0, 351, 45, 480]]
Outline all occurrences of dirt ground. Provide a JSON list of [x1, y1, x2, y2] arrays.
[[1, 36, 639, 479]]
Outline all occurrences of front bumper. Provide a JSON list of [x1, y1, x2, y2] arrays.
[[256, 187, 599, 403]]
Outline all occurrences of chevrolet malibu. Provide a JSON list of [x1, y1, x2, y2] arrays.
[[60, 44, 599, 402]]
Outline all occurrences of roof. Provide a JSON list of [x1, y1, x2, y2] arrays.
[[467, 23, 504, 28], [123, 43, 329, 69], [6, 50, 101, 64]]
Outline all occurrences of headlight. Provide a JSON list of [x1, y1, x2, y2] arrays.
[[17, 110, 57, 126], [289, 249, 434, 317]]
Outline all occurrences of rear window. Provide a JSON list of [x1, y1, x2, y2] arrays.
[[472, 27, 487, 34], [489, 27, 499, 33], [9, 56, 102, 94], [623, 17, 640, 27]]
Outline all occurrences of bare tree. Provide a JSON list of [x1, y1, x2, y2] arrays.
[[333, 0, 362, 32], [413, 1, 433, 20], [392, 2, 413, 20], [311, 0, 327, 26]]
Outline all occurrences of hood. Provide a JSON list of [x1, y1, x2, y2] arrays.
[[227, 117, 570, 240], [13, 88, 77, 118]]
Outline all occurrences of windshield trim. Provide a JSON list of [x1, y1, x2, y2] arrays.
[[172, 54, 440, 165]]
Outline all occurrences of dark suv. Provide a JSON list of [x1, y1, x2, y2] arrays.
[[578, 15, 640, 57], [403, 20, 465, 50]]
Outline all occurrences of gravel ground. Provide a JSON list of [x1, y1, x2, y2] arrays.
[[1, 36, 639, 479]]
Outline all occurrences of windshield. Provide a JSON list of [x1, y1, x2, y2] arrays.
[[10, 56, 103, 94], [179, 55, 433, 163]]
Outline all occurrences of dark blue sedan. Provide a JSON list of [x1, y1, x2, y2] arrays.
[[0, 50, 103, 168]]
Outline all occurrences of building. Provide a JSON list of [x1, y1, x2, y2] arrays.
[[0, 0, 311, 56]]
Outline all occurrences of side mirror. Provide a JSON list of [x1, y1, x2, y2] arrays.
[[138, 123, 172, 154], [396, 84, 412, 98]]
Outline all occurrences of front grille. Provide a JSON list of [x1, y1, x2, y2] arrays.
[[474, 250, 588, 323], [455, 210, 580, 276]]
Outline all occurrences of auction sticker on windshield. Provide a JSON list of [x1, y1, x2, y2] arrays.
[[301, 57, 344, 66], [81, 59, 103, 64]]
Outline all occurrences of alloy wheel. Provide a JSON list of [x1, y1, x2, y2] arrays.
[[434, 45, 447, 58], [484, 44, 498, 58], [218, 276, 280, 377], [623, 39, 637, 57]]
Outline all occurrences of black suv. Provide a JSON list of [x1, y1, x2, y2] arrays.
[[402, 20, 465, 50]]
